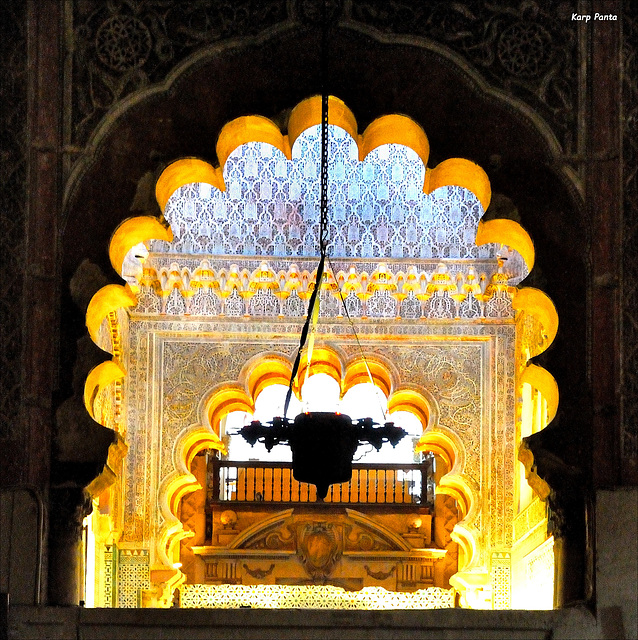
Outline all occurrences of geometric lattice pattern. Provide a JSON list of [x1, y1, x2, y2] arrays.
[[179, 583, 454, 609], [490, 552, 511, 610], [103, 545, 115, 608], [117, 549, 150, 608]]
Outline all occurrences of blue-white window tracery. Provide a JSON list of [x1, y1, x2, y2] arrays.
[[155, 125, 496, 262]]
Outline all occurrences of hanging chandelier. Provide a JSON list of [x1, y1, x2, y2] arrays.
[[240, 0, 406, 500]]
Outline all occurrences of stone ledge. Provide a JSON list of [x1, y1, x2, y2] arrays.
[[8, 605, 599, 640]]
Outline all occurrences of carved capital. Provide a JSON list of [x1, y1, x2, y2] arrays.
[[49, 486, 93, 542]]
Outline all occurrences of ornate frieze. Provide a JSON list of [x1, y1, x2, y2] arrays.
[[69, 0, 289, 142], [348, 0, 579, 152], [133, 255, 518, 321], [513, 497, 548, 545]]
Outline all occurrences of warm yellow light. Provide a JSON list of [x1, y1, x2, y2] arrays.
[[512, 537, 554, 610], [109, 216, 173, 275], [360, 114, 430, 169], [154, 96, 492, 219], [217, 115, 290, 169], [82, 513, 96, 608], [512, 287, 559, 354], [475, 218, 535, 273], [84, 360, 126, 419], [521, 364, 559, 425], [86, 284, 137, 345], [179, 584, 454, 609], [426, 157, 491, 212], [155, 159, 221, 211], [288, 95, 358, 150]]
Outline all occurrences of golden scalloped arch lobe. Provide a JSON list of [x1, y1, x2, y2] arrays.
[[109, 215, 173, 275], [84, 360, 126, 419], [154, 95, 492, 215], [426, 158, 491, 212], [387, 389, 429, 427], [360, 114, 430, 168], [476, 218, 535, 272], [513, 287, 559, 353], [521, 363, 559, 423], [293, 347, 343, 398], [244, 356, 293, 401], [86, 284, 137, 344], [206, 385, 253, 436], [217, 115, 291, 169], [155, 159, 221, 212], [342, 358, 393, 399], [288, 95, 358, 149]]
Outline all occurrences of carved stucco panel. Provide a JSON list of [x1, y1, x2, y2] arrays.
[[350, 339, 487, 557], [159, 338, 274, 479], [122, 319, 152, 542], [123, 317, 515, 554]]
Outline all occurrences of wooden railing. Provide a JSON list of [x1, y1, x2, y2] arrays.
[[209, 459, 433, 507]]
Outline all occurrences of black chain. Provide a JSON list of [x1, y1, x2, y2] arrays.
[[284, 0, 330, 418], [320, 0, 329, 252]]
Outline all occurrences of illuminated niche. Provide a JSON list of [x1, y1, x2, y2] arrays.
[[82, 96, 558, 611]]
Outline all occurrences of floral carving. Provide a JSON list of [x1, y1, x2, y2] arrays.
[[70, 0, 288, 142], [69, 0, 578, 150], [243, 563, 275, 579], [95, 15, 152, 71], [349, 0, 578, 151], [364, 564, 396, 581]]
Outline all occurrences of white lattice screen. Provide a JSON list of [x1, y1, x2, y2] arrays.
[[179, 584, 454, 609]]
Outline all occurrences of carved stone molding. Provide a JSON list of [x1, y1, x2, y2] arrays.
[[520, 434, 585, 542], [49, 486, 94, 541], [67, 0, 579, 151], [243, 563, 275, 579], [347, 0, 579, 152], [364, 564, 396, 581], [69, 0, 289, 143], [191, 508, 447, 591]]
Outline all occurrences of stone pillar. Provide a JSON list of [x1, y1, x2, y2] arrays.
[[547, 484, 589, 609], [47, 487, 93, 606], [523, 432, 590, 607]]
